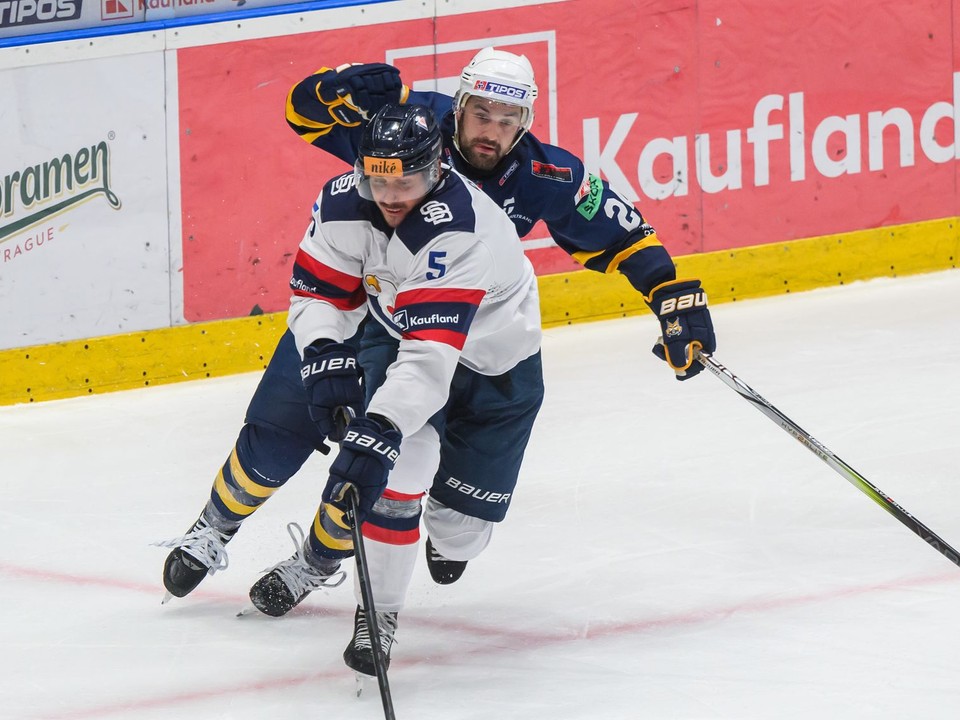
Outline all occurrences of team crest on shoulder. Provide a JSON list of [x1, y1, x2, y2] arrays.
[[330, 173, 358, 195], [420, 201, 453, 225]]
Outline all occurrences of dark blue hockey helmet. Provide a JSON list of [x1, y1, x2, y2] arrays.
[[354, 103, 443, 201]]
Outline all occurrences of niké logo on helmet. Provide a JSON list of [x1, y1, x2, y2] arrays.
[[364, 157, 403, 177]]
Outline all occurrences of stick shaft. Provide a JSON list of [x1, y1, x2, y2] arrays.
[[699, 354, 960, 568], [333, 408, 396, 717], [348, 492, 396, 720]]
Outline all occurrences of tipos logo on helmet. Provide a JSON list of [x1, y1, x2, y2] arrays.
[[472, 80, 528, 100]]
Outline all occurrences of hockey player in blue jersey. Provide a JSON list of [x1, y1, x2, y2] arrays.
[[286, 47, 717, 572], [289, 49, 679, 299], [287, 48, 714, 381], [159, 49, 715, 674]]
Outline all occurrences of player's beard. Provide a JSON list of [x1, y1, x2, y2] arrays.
[[461, 136, 505, 171]]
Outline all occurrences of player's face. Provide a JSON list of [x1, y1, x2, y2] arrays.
[[457, 96, 524, 171], [369, 172, 432, 227]]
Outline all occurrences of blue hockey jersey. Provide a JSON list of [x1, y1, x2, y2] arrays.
[[286, 76, 676, 296]]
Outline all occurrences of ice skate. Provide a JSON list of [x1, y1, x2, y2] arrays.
[[246, 523, 345, 617], [156, 514, 235, 601], [425, 536, 468, 585], [344, 604, 398, 682]]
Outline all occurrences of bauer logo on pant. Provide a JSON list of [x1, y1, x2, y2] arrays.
[[444, 477, 511, 504]]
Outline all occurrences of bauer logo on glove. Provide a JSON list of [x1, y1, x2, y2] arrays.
[[645, 278, 717, 381], [299, 340, 365, 441], [300, 353, 357, 382], [324, 415, 402, 525], [342, 427, 401, 464], [658, 289, 707, 316]]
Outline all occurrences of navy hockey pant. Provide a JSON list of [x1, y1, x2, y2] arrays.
[[244, 325, 543, 523], [359, 322, 544, 523]]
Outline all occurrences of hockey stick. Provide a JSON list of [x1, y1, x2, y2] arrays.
[[346, 487, 396, 720], [333, 406, 396, 720], [697, 353, 960, 569]]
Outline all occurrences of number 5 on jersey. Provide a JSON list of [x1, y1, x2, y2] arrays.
[[426, 250, 447, 280]]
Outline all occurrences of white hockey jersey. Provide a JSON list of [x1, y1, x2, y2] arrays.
[[287, 168, 542, 437]]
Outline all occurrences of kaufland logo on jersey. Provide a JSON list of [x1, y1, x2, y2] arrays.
[[474, 80, 527, 101], [392, 308, 460, 331]]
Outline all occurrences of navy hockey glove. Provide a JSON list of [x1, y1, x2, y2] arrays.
[[324, 415, 402, 526], [646, 278, 716, 380], [300, 340, 365, 442], [315, 63, 405, 126]]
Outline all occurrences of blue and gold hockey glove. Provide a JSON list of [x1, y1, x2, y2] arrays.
[[315, 63, 405, 126], [300, 340, 365, 442], [287, 64, 406, 141], [646, 278, 716, 380], [324, 415, 402, 526]]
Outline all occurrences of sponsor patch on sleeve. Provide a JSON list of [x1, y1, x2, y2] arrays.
[[392, 288, 485, 349], [575, 173, 604, 220], [531, 160, 573, 182], [290, 249, 366, 310]]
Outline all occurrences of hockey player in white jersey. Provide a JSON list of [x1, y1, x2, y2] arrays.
[[158, 49, 713, 669], [259, 102, 543, 674]]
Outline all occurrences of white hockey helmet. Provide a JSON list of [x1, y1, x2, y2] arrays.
[[454, 47, 538, 152]]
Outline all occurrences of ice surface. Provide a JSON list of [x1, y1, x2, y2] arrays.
[[2, 270, 959, 719]]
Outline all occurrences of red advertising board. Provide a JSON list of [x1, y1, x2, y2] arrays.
[[177, 0, 958, 321]]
